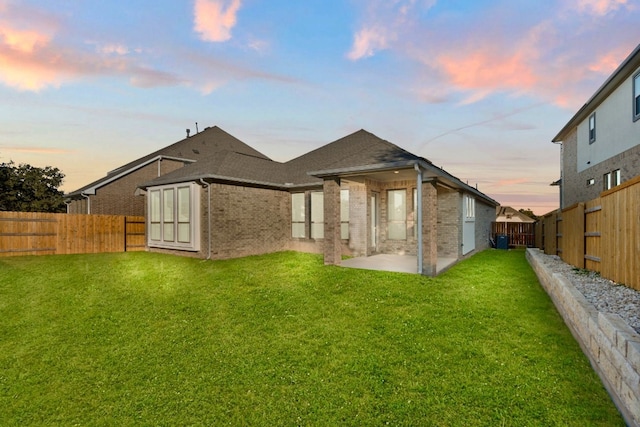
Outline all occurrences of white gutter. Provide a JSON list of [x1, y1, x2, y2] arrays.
[[199, 179, 212, 260], [415, 163, 423, 275]]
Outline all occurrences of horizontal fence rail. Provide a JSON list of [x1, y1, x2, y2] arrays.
[[491, 222, 535, 247], [537, 175, 640, 291], [0, 212, 145, 257]]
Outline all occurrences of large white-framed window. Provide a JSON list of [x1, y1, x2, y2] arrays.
[[387, 189, 407, 240], [291, 193, 306, 238], [340, 189, 349, 240], [148, 182, 200, 251], [634, 71, 640, 121], [311, 191, 324, 239]]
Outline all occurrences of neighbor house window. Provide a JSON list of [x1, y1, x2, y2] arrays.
[[387, 189, 407, 240], [148, 183, 199, 251], [613, 169, 621, 187], [634, 72, 640, 121], [340, 189, 349, 240], [291, 193, 306, 238], [587, 178, 595, 186], [465, 195, 476, 220], [311, 191, 324, 239], [604, 169, 622, 190], [589, 112, 596, 143]]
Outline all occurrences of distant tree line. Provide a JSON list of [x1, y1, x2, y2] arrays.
[[0, 161, 66, 213]]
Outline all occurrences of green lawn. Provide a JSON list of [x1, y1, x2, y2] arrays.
[[0, 250, 623, 426]]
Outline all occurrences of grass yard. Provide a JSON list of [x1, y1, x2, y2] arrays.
[[0, 250, 623, 426]]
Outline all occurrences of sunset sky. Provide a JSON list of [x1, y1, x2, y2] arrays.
[[1, 0, 639, 215]]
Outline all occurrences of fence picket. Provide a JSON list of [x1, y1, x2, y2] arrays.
[[539, 175, 640, 291], [0, 212, 145, 257]]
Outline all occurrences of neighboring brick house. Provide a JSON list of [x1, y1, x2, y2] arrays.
[[65, 126, 270, 215], [135, 128, 498, 275], [553, 43, 640, 208]]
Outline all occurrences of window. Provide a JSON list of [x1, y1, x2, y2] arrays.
[[387, 189, 406, 240], [465, 195, 475, 220], [291, 193, 305, 238], [589, 112, 596, 143], [311, 191, 324, 239], [613, 169, 621, 187], [148, 183, 199, 250], [587, 178, 595, 186], [603, 172, 611, 190], [340, 189, 349, 240], [604, 169, 622, 190], [634, 72, 640, 121]]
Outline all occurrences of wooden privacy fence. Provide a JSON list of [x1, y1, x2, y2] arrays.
[[537, 175, 640, 291], [0, 212, 145, 257], [491, 222, 535, 247]]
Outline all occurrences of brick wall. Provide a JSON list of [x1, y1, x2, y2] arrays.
[[475, 199, 495, 251], [563, 127, 640, 207], [205, 183, 290, 260], [67, 159, 185, 216], [436, 187, 461, 257]]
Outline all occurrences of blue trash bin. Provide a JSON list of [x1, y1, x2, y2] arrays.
[[497, 234, 509, 249]]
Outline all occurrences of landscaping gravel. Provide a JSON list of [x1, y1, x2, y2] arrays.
[[534, 252, 640, 335]]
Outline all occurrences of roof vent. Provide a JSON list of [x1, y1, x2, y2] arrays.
[[186, 129, 191, 138]]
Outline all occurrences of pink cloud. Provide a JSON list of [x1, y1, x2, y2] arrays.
[[0, 26, 51, 53], [193, 0, 242, 42], [347, 26, 391, 60], [574, 0, 630, 15], [346, 0, 639, 109], [347, 0, 435, 61], [436, 49, 539, 104], [495, 178, 530, 187]]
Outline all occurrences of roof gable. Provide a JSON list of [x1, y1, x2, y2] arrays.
[[283, 129, 422, 185], [553, 43, 640, 142], [496, 206, 536, 223], [67, 126, 271, 196]]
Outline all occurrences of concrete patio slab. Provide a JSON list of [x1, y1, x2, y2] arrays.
[[341, 254, 457, 275]]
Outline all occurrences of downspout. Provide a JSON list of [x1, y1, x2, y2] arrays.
[[81, 193, 91, 214], [415, 163, 423, 275], [199, 179, 212, 260], [552, 140, 563, 209]]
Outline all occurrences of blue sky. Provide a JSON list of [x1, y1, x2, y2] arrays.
[[1, 0, 639, 214]]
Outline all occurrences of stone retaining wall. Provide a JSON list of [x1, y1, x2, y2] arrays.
[[527, 248, 640, 427]]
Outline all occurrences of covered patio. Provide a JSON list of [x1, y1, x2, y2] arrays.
[[341, 254, 458, 275]]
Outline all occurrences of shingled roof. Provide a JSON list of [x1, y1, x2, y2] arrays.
[[139, 129, 426, 189], [67, 126, 270, 197], [282, 129, 423, 186]]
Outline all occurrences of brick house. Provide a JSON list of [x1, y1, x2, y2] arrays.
[[65, 126, 269, 215], [552, 43, 640, 208], [133, 127, 498, 275]]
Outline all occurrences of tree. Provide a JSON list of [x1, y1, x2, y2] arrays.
[[0, 161, 66, 213], [518, 208, 539, 221]]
